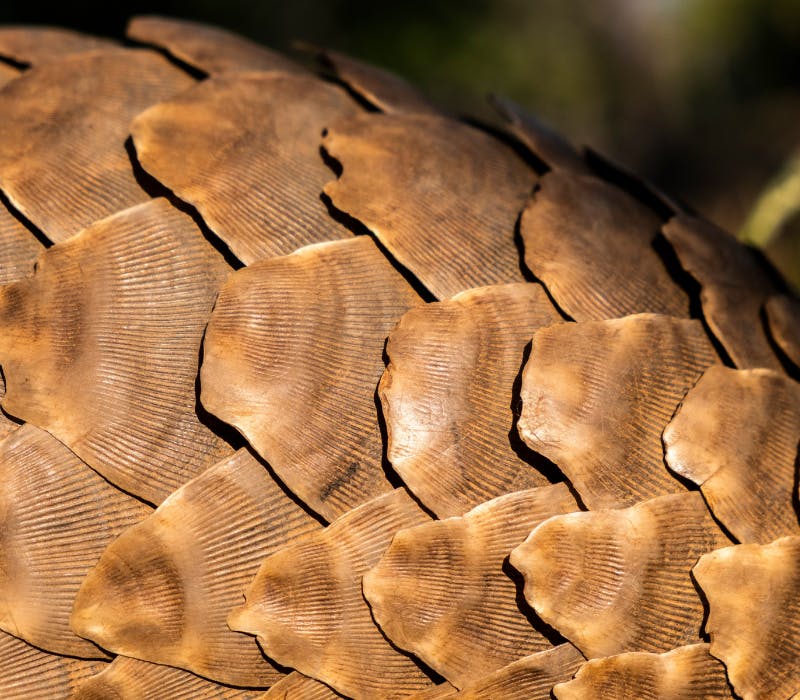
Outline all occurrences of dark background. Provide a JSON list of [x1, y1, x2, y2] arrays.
[[3, 0, 800, 284]]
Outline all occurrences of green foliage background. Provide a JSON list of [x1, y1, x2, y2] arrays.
[[3, 0, 800, 284]]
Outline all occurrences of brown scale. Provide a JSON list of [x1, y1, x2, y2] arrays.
[[0, 49, 194, 243], [0, 424, 150, 658], [662, 214, 784, 370], [0, 26, 116, 65], [520, 171, 689, 321], [694, 537, 800, 700], [323, 112, 537, 299], [510, 492, 731, 659], [765, 293, 800, 370], [71, 449, 321, 687], [228, 489, 436, 699], [72, 656, 269, 699], [0, 199, 234, 505], [518, 313, 718, 509], [664, 365, 800, 544], [0, 196, 42, 286], [201, 236, 422, 521], [0, 61, 19, 86], [263, 672, 346, 699], [0, 630, 107, 700], [131, 71, 360, 265], [379, 283, 562, 517], [363, 485, 578, 687], [553, 644, 734, 699], [126, 15, 306, 76]]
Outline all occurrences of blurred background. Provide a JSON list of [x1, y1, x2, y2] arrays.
[[3, 0, 800, 284]]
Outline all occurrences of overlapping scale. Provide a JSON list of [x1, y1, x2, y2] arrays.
[[228, 489, 435, 699], [0, 630, 107, 700], [379, 283, 562, 517], [694, 537, 800, 700], [0, 26, 116, 65], [71, 656, 268, 699], [263, 672, 345, 699], [0, 50, 194, 243], [0, 199, 234, 504], [0, 424, 150, 658], [765, 293, 800, 369], [518, 313, 718, 509], [510, 492, 731, 658], [132, 72, 359, 265], [0, 196, 42, 286], [489, 95, 590, 174], [127, 15, 306, 76], [323, 113, 537, 299], [553, 644, 734, 699], [201, 236, 422, 521], [0, 62, 19, 86], [662, 214, 782, 369], [664, 365, 800, 543], [520, 172, 689, 321], [311, 47, 439, 114], [363, 485, 578, 687], [72, 449, 320, 686]]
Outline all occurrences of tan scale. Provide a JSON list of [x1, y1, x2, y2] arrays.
[[553, 643, 734, 699], [72, 449, 321, 687], [0, 424, 151, 658], [520, 171, 689, 321], [693, 537, 800, 700], [363, 485, 578, 687], [518, 313, 718, 509], [228, 489, 436, 699], [127, 15, 306, 76], [132, 71, 360, 265], [263, 672, 346, 699], [0, 630, 107, 700], [0, 196, 43, 286], [490, 95, 591, 174], [0, 199, 234, 505], [765, 293, 800, 369], [0, 61, 19, 87], [379, 283, 562, 517], [509, 492, 731, 659], [201, 236, 422, 521], [664, 365, 800, 544], [0, 26, 116, 65], [72, 656, 268, 699], [0, 49, 194, 242], [662, 214, 783, 370], [323, 112, 537, 299]]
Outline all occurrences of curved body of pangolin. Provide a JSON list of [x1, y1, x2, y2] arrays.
[[0, 16, 798, 700]]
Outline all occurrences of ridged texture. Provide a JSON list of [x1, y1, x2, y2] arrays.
[[518, 313, 718, 509], [72, 656, 268, 699], [520, 172, 689, 321], [0, 50, 193, 242], [0, 199, 233, 504], [0, 197, 42, 286], [126, 15, 305, 76], [312, 47, 439, 114], [694, 537, 800, 700], [0, 373, 21, 441], [0, 26, 116, 64], [662, 214, 782, 369], [71, 449, 320, 687], [132, 72, 359, 265], [0, 630, 107, 700], [363, 485, 578, 687], [0, 62, 18, 86], [765, 293, 800, 369], [263, 672, 345, 699], [664, 365, 800, 543], [509, 492, 731, 658], [0, 424, 150, 658], [379, 283, 562, 517], [323, 113, 537, 299], [201, 236, 422, 521], [440, 644, 586, 700], [553, 644, 734, 699], [228, 489, 435, 699]]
